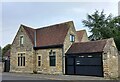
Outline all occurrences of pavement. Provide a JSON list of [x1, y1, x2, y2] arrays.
[[2, 72, 105, 80]]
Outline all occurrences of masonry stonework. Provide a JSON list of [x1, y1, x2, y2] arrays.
[[64, 22, 79, 53], [81, 30, 89, 42], [102, 38, 119, 78], [35, 48, 63, 74], [10, 21, 119, 79], [10, 26, 34, 73]]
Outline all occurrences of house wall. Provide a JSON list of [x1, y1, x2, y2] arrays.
[[102, 38, 119, 78], [81, 31, 89, 42], [63, 22, 79, 74], [64, 22, 79, 53], [10, 26, 34, 73], [35, 48, 63, 74]]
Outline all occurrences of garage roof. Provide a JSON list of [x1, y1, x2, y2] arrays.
[[66, 39, 107, 54]]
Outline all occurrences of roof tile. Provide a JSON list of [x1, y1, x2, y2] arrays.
[[66, 39, 107, 54]]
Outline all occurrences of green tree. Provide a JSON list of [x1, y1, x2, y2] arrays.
[[82, 10, 120, 51], [0, 46, 1, 57], [2, 44, 11, 56]]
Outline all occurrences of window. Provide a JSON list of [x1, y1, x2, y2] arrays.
[[38, 56, 41, 66], [49, 50, 56, 66], [18, 53, 25, 66], [70, 34, 75, 42], [20, 35, 24, 45]]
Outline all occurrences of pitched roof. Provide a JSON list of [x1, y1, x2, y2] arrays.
[[22, 21, 73, 47], [36, 21, 71, 47], [76, 30, 86, 42], [22, 25, 35, 45], [66, 39, 107, 54]]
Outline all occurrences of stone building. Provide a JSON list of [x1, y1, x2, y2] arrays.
[[10, 21, 119, 78]]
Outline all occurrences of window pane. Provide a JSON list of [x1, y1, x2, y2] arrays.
[[38, 61, 41, 66], [50, 56, 56, 66], [72, 35, 75, 41], [23, 56, 25, 66], [20, 36, 23, 45], [21, 56, 22, 66], [38, 56, 41, 60], [18, 53, 25, 66], [70, 34, 75, 42], [18, 57, 20, 66]]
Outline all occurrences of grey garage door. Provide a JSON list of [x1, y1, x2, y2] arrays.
[[65, 54, 103, 77]]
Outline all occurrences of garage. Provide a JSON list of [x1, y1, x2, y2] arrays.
[[65, 41, 107, 77], [65, 54, 103, 77]]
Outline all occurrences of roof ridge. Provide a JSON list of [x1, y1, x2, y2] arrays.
[[35, 21, 73, 30], [74, 39, 108, 44], [21, 24, 35, 30]]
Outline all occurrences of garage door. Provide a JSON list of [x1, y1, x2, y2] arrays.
[[65, 54, 103, 77]]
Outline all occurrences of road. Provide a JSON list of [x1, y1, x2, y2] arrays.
[[1, 72, 105, 80]]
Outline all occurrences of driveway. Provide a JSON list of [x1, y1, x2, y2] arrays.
[[2, 72, 105, 80]]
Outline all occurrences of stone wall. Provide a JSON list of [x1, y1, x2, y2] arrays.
[[103, 38, 119, 78], [0, 62, 4, 72], [35, 48, 63, 74], [80, 30, 89, 42], [64, 22, 79, 53], [10, 26, 34, 73]]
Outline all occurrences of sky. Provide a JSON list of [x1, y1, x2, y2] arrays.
[[1, 0, 120, 47]]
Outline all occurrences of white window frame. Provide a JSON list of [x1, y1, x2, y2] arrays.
[[18, 53, 25, 67], [20, 35, 24, 45], [70, 34, 75, 42], [37, 55, 42, 67]]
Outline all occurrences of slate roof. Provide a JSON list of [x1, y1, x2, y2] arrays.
[[22, 21, 73, 47], [66, 39, 107, 54]]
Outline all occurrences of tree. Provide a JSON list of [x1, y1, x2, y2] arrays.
[[82, 10, 120, 51], [0, 46, 1, 57], [2, 44, 11, 56]]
